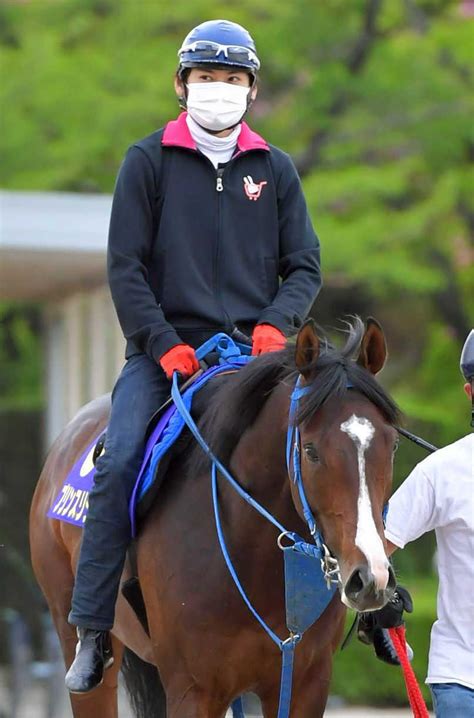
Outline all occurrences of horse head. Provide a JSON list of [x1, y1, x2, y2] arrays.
[[291, 317, 398, 612]]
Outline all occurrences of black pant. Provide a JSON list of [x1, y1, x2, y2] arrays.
[[69, 354, 170, 630]]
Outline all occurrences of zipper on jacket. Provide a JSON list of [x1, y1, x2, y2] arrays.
[[214, 165, 233, 332], [196, 151, 262, 332]]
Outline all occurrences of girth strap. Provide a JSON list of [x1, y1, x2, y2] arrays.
[[277, 638, 298, 718]]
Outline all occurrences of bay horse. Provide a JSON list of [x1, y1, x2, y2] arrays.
[[30, 317, 400, 717]]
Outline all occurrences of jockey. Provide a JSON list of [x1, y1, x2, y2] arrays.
[[65, 19, 321, 693]]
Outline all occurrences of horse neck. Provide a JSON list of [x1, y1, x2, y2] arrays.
[[226, 381, 303, 532]]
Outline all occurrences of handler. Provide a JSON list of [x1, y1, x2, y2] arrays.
[[363, 330, 474, 717], [65, 19, 321, 693]]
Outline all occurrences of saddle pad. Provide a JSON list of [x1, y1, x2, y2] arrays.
[[47, 362, 245, 532]]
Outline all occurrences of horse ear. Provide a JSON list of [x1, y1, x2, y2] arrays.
[[357, 317, 387, 375], [295, 319, 320, 378]]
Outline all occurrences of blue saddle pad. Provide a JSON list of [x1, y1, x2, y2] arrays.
[[47, 334, 252, 533]]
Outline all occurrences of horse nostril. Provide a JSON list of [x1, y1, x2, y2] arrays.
[[343, 564, 393, 610], [345, 566, 368, 599]]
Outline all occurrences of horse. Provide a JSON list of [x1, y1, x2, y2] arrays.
[[30, 317, 400, 717]]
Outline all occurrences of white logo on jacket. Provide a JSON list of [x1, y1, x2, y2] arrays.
[[243, 175, 267, 201]]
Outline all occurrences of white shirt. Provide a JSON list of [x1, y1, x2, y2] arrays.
[[385, 433, 474, 689], [186, 114, 241, 169]]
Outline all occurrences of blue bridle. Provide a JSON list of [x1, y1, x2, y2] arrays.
[[286, 379, 319, 540]]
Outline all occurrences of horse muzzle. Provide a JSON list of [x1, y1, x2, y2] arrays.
[[340, 563, 396, 612]]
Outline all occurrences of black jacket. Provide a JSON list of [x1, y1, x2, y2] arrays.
[[107, 112, 321, 361]]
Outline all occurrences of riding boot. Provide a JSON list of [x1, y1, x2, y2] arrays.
[[65, 628, 114, 693]]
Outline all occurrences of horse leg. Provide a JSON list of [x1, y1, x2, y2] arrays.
[[259, 690, 279, 718], [52, 595, 124, 718], [290, 651, 333, 718], [167, 697, 227, 718], [260, 686, 327, 718], [31, 530, 124, 718], [258, 654, 331, 718], [68, 637, 124, 718], [48, 585, 125, 718], [165, 683, 229, 718]]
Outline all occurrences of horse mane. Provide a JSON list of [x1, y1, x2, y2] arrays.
[[191, 317, 401, 474]]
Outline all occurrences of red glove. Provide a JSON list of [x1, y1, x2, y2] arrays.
[[252, 324, 286, 356], [159, 344, 200, 380]]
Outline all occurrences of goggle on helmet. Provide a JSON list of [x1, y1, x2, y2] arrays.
[[178, 19, 260, 76]]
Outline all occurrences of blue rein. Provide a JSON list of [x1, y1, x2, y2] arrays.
[[171, 366, 337, 718]]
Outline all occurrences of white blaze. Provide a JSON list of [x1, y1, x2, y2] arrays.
[[340, 414, 389, 590]]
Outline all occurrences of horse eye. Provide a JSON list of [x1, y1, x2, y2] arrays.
[[303, 443, 319, 463]]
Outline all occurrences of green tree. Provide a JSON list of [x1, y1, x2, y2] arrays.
[[1, 0, 472, 472]]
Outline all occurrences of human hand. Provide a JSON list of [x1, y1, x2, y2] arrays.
[[357, 586, 414, 665], [159, 344, 200, 380], [251, 324, 286, 356]]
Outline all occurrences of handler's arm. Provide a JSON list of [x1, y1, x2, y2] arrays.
[[257, 154, 321, 334], [108, 146, 182, 362], [386, 541, 399, 556], [385, 463, 439, 552]]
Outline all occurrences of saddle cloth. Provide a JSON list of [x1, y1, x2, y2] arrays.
[[47, 334, 251, 534]]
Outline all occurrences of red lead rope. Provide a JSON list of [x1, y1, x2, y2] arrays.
[[388, 626, 430, 718]]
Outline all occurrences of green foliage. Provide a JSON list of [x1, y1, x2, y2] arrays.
[[0, 0, 472, 499], [395, 322, 469, 440], [0, 304, 42, 409], [332, 576, 437, 707]]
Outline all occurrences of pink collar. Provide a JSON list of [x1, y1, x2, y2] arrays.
[[162, 112, 269, 153]]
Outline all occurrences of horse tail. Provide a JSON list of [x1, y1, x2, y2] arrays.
[[121, 647, 166, 718]]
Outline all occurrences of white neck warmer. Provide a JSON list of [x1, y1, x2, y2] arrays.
[[186, 114, 241, 169]]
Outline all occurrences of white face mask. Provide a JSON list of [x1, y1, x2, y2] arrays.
[[186, 82, 250, 132]]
